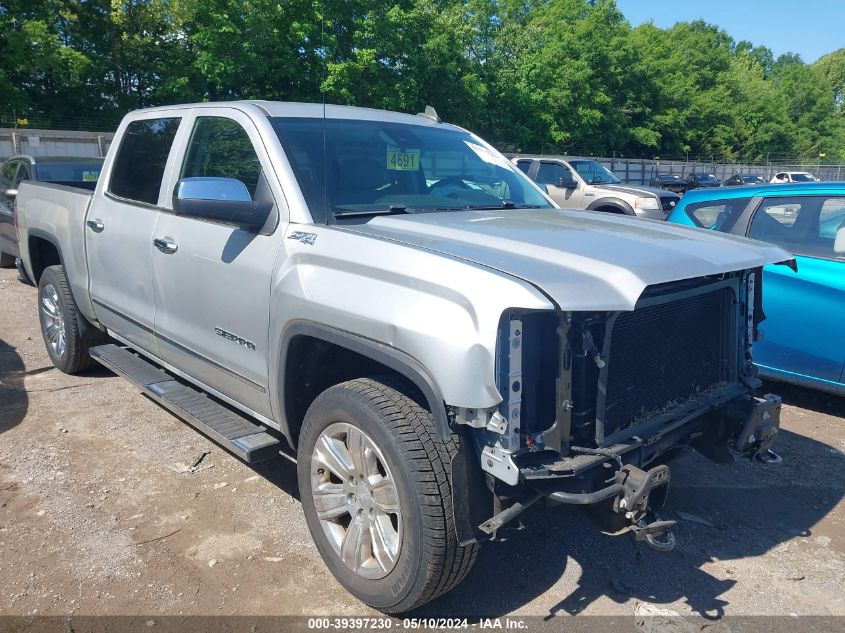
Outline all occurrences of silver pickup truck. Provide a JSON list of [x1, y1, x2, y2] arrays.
[[17, 101, 790, 613]]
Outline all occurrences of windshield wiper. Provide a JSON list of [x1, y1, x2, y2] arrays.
[[333, 204, 469, 218], [333, 204, 411, 218], [464, 202, 545, 210]]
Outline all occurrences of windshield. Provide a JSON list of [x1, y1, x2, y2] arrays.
[[35, 161, 103, 183], [271, 117, 551, 221], [569, 160, 620, 185], [791, 173, 815, 182]]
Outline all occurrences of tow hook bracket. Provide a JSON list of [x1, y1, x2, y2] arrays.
[[614, 464, 670, 516], [614, 464, 677, 552], [632, 515, 677, 552], [736, 393, 782, 463]]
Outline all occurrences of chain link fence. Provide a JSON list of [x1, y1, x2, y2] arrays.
[[535, 155, 845, 184]]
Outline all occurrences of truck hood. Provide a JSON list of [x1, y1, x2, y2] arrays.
[[599, 184, 678, 198], [340, 209, 792, 311]]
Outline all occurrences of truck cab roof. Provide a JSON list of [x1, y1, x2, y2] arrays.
[[128, 100, 463, 130]]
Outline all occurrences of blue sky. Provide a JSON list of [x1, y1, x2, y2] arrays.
[[615, 0, 843, 63]]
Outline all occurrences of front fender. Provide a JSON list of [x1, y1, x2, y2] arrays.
[[268, 224, 553, 423], [276, 320, 453, 438], [587, 197, 635, 215]]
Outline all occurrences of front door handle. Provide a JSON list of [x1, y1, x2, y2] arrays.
[[153, 237, 178, 254], [86, 219, 104, 232]]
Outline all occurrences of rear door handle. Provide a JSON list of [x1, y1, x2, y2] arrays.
[[153, 237, 178, 254], [86, 219, 104, 232]]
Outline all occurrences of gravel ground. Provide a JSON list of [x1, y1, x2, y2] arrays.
[[1, 266, 844, 624]]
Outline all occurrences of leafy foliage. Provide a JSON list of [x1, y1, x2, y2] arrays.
[[2, 0, 843, 160]]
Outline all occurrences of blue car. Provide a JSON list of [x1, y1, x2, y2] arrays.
[[667, 183, 845, 396]]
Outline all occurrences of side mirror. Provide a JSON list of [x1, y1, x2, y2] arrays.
[[172, 177, 272, 231], [557, 175, 577, 189], [4, 188, 17, 199], [835, 224, 845, 256]]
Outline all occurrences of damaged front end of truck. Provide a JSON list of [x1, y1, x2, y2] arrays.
[[454, 268, 783, 550]]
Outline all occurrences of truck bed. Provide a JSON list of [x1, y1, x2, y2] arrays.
[[17, 181, 97, 322]]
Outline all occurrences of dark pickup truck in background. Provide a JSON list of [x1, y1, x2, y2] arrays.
[[0, 155, 103, 280]]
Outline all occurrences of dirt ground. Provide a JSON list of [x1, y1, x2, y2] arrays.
[[1, 266, 844, 623]]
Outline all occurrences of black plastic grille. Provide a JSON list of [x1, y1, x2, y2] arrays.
[[660, 196, 678, 212], [602, 287, 734, 436]]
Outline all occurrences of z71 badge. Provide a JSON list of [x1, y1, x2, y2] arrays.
[[215, 327, 256, 351]]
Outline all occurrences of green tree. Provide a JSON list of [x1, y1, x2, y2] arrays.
[[486, 0, 657, 154], [815, 48, 845, 111], [774, 62, 839, 158], [0, 0, 90, 124], [1, 0, 844, 164], [322, 0, 486, 127]]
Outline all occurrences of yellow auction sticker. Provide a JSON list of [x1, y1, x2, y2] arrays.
[[82, 171, 99, 182], [387, 148, 420, 171]]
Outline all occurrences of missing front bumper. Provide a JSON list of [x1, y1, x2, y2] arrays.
[[735, 393, 782, 461], [474, 392, 784, 549]]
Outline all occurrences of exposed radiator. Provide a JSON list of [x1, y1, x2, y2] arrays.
[[601, 286, 735, 437]]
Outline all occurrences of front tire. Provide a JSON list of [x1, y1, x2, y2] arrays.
[[297, 377, 478, 613], [38, 265, 103, 374]]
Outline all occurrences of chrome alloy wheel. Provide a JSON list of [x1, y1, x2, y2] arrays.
[[310, 422, 402, 580], [41, 283, 66, 358]]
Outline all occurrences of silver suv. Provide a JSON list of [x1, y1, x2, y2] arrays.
[[515, 156, 679, 219]]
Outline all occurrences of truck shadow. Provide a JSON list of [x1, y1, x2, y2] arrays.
[[0, 337, 28, 434], [249, 443, 301, 502], [762, 379, 845, 417], [414, 425, 843, 619]]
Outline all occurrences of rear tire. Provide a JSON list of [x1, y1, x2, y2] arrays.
[[38, 265, 104, 374], [297, 376, 478, 614], [0, 251, 14, 267]]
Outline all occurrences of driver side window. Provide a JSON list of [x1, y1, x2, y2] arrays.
[[748, 196, 845, 260], [181, 117, 262, 197]]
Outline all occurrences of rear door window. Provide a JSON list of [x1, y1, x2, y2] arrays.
[[515, 159, 532, 174], [535, 162, 568, 185], [12, 163, 29, 186], [684, 197, 750, 230], [748, 196, 845, 260], [1, 161, 18, 186], [109, 117, 181, 205]]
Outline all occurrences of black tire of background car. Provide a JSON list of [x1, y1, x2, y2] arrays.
[[38, 265, 105, 374], [297, 376, 478, 614], [0, 251, 15, 267], [15, 258, 34, 285]]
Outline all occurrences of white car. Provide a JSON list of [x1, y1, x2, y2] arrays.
[[770, 171, 818, 183]]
